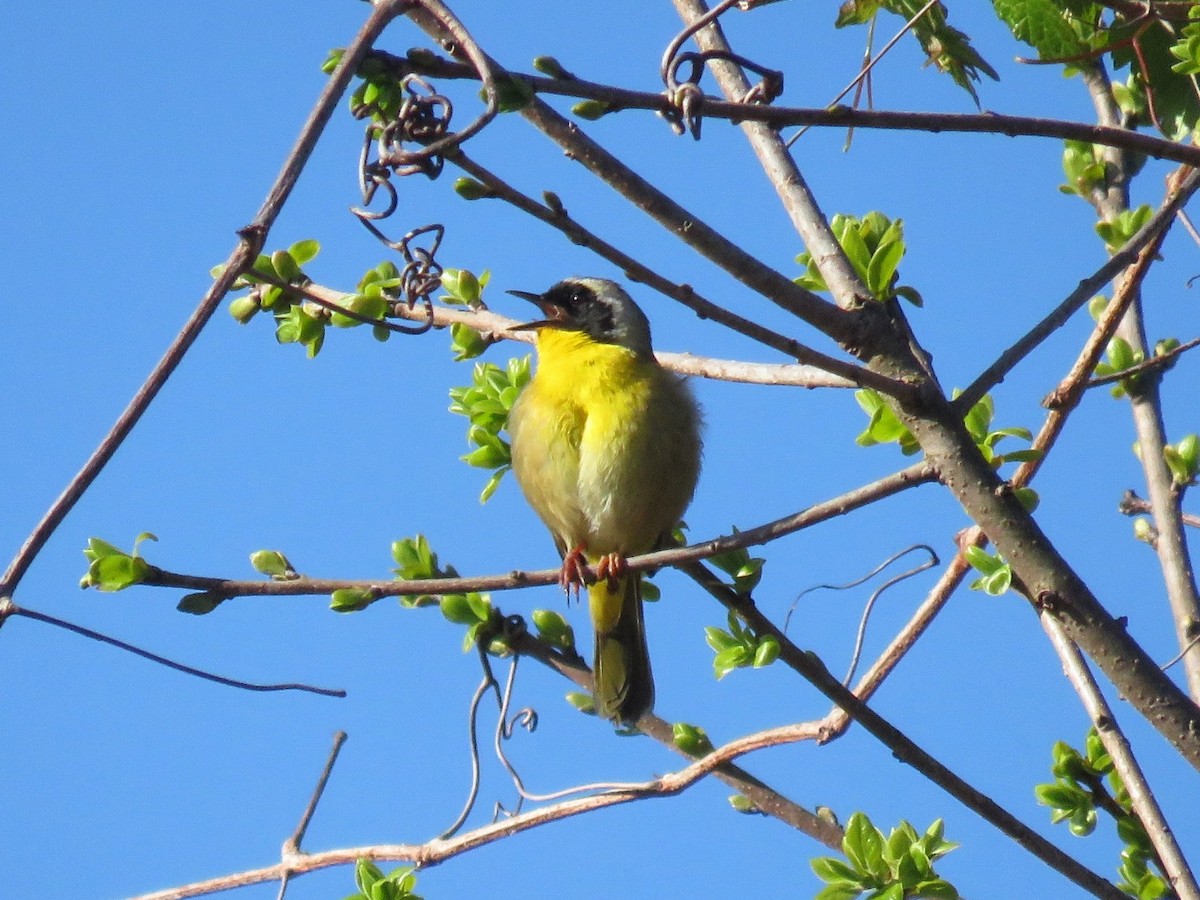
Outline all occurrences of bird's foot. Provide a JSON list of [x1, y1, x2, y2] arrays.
[[595, 552, 627, 593], [560, 546, 589, 600]]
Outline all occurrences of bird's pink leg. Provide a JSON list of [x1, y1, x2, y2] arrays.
[[560, 545, 589, 600], [594, 552, 627, 592]]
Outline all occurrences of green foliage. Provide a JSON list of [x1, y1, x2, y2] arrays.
[[453, 176, 495, 201], [1164, 433, 1199, 488], [321, 50, 407, 124], [565, 691, 596, 715], [531, 608, 576, 651], [217, 239, 328, 357], [1095, 205, 1152, 254], [835, 2, 997, 103], [672, 721, 715, 756], [441, 268, 493, 360], [571, 99, 614, 120], [1094, 335, 1182, 399], [533, 55, 573, 79], [963, 545, 1013, 596], [448, 357, 532, 502], [382, 536, 504, 651], [855, 389, 1040, 472], [811, 813, 961, 900], [796, 212, 922, 306], [1114, 13, 1200, 141], [992, 0, 1104, 62], [1168, 5, 1200, 76], [709, 536, 765, 596], [391, 535, 459, 609], [344, 859, 422, 900], [728, 794, 760, 814], [855, 389, 921, 455], [1060, 140, 1110, 199], [482, 72, 535, 112], [1036, 730, 1172, 898], [79, 533, 157, 592], [705, 611, 781, 679], [250, 549, 297, 580]]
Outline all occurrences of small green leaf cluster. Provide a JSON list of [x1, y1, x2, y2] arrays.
[[79, 533, 157, 592], [1169, 6, 1200, 76], [1095, 205, 1152, 254], [993, 0, 1105, 63], [531, 608, 576, 652], [453, 176, 495, 201], [322, 50, 407, 123], [481, 72, 535, 113], [379, 536, 499, 651], [1164, 434, 1199, 488], [440, 268, 493, 361], [571, 99, 613, 121], [448, 357, 532, 502], [705, 611, 780, 679], [963, 545, 1012, 596], [345, 860, 422, 900], [217, 240, 329, 357], [1036, 730, 1170, 898], [1095, 336, 1147, 398], [672, 721, 715, 756], [1060, 140, 1111, 199], [811, 813, 961, 900], [856, 390, 1040, 477], [796, 212, 922, 306], [959, 393, 1042, 469], [709, 537, 764, 596]]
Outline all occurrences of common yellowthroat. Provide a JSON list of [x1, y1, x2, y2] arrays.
[[507, 278, 702, 724]]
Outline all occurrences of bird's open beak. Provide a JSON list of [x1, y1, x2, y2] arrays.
[[506, 289, 568, 331]]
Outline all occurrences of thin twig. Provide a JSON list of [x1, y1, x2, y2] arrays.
[[1120, 490, 1200, 528], [278, 732, 349, 900], [1042, 619, 1200, 900], [128, 719, 834, 900], [7, 603, 345, 697]]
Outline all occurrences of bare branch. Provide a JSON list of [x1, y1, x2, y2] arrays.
[[6, 602, 344, 697], [130, 719, 835, 900]]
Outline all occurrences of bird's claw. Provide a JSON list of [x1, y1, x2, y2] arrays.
[[560, 546, 589, 601], [595, 552, 627, 593]]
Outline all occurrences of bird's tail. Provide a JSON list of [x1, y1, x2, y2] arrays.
[[589, 572, 654, 724]]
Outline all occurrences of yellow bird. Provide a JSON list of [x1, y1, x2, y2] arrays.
[[507, 277, 702, 724]]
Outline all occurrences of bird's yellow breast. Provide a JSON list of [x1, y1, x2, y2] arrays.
[[509, 328, 702, 560]]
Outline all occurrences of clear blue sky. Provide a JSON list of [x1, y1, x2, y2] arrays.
[[3, 3, 1198, 898]]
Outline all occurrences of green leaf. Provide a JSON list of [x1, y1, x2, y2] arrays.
[[250, 549, 294, 579], [288, 239, 320, 265], [331, 588, 377, 613], [993, 0, 1091, 60], [453, 177, 495, 201], [844, 812, 887, 880], [672, 722, 714, 755], [177, 591, 225, 615], [572, 99, 613, 120], [88, 553, 150, 592]]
